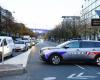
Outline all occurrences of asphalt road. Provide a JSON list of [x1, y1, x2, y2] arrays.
[[0, 41, 100, 80]]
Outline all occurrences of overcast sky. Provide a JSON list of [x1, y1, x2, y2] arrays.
[[0, 0, 83, 30]]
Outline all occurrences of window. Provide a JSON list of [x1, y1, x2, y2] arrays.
[[65, 41, 79, 48], [4, 39, 7, 46], [94, 42, 100, 47], [80, 41, 95, 48], [1, 39, 7, 46]]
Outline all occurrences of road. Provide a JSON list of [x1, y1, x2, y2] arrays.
[[0, 41, 100, 80]]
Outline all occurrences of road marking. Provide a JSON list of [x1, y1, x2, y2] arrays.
[[67, 72, 96, 79], [67, 74, 76, 78], [75, 64, 85, 70], [43, 77, 56, 80], [97, 72, 100, 75]]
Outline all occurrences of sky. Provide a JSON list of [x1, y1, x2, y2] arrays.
[[0, 0, 83, 30]]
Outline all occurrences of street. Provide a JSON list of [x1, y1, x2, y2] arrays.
[[0, 41, 100, 80]]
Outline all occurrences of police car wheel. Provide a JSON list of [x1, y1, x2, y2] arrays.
[[49, 54, 61, 65], [96, 56, 100, 66]]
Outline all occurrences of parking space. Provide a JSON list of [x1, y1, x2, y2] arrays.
[[40, 63, 100, 80]]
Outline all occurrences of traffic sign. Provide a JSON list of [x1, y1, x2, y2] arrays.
[[95, 10, 100, 17], [91, 18, 100, 26]]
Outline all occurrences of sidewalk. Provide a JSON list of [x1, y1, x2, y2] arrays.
[[0, 49, 31, 77]]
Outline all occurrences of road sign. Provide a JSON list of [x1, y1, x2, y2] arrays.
[[95, 10, 100, 17], [91, 18, 100, 26]]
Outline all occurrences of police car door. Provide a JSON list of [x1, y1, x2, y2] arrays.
[[78, 41, 95, 60], [63, 41, 80, 60]]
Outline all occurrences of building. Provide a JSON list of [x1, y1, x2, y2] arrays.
[[81, 0, 100, 40], [62, 16, 80, 27], [62, 16, 80, 30]]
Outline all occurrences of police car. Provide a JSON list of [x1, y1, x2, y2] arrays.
[[40, 40, 100, 65]]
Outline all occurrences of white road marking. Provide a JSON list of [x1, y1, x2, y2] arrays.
[[67, 72, 96, 79], [75, 64, 85, 70], [67, 74, 76, 78], [77, 72, 96, 78], [97, 72, 100, 75], [43, 77, 56, 80]]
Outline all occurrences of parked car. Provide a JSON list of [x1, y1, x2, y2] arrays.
[[31, 40, 36, 46], [0, 36, 14, 58], [21, 39, 32, 48], [14, 41, 28, 52], [40, 40, 100, 65]]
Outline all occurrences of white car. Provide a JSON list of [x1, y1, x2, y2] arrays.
[[14, 41, 28, 52], [20, 40, 32, 48], [0, 36, 14, 58], [40, 40, 100, 65]]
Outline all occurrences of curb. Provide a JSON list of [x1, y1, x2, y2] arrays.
[[0, 64, 26, 77], [0, 49, 31, 77]]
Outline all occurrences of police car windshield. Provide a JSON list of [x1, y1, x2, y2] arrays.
[[56, 41, 70, 48]]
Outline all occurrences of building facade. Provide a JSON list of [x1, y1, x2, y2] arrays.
[[81, 0, 100, 40], [62, 16, 80, 31]]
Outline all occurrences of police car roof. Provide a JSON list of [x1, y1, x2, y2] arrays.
[[70, 40, 100, 42]]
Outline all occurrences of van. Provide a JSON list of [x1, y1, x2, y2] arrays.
[[0, 36, 14, 58]]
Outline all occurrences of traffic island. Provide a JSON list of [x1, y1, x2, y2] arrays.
[[0, 64, 26, 77], [0, 49, 31, 77]]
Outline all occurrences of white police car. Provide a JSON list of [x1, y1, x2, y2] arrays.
[[40, 40, 100, 65]]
